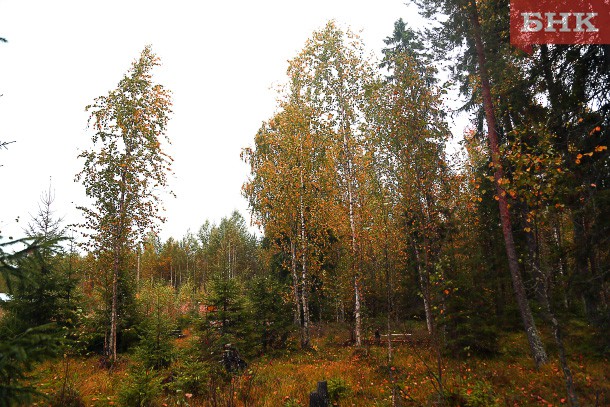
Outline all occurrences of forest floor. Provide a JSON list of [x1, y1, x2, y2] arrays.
[[29, 322, 608, 406]]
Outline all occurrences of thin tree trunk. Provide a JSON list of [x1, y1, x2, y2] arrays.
[[414, 162, 437, 336], [299, 138, 311, 348], [384, 235, 392, 363], [109, 170, 127, 364], [299, 194, 311, 348], [109, 224, 124, 363], [526, 225, 579, 406], [335, 298, 339, 323], [383, 221, 396, 407], [299, 268, 311, 348], [290, 240, 302, 327], [354, 276, 362, 346], [572, 213, 598, 318], [226, 242, 229, 280], [136, 249, 140, 290], [552, 215, 570, 309], [343, 134, 362, 347], [109, 246, 119, 362], [301, 236, 311, 349], [469, 5, 548, 367], [156, 291, 161, 358], [541, 283, 579, 406], [414, 241, 434, 334]]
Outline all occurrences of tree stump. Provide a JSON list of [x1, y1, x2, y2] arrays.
[[309, 381, 329, 407]]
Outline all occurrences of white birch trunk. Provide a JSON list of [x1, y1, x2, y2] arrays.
[[298, 140, 311, 348], [290, 241, 302, 326]]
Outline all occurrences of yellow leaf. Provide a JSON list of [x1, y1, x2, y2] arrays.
[[524, 227, 531, 232]]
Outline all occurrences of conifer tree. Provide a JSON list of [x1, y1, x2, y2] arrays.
[[413, 0, 548, 368]]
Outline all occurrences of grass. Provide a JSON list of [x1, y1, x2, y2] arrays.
[[31, 357, 126, 406], [27, 323, 608, 406]]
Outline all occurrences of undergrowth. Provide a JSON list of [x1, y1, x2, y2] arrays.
[[28, 322, 609, 407]]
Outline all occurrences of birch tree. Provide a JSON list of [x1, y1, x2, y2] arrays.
[[288, 21, 374, 346], [243, 101, 334, 348], [75, 46, 173, 363], [367, 48, 450, 335]]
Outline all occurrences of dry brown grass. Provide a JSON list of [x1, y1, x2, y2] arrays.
[[28, 323, 608, 407], [30, 356, 129, 406]]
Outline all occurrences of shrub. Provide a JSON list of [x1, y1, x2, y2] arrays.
[[442, 285, 499, 358], [134, 326, 175, 370], [248, 275, 293, 355], [168, 358, 212, 398], [283, 397, 301, 407], [49, 385, 86, 407], [327, 377, 351, 403], [461, 380, 498, 407], [134, 282, 177, 370], [118, 365, 163, 407]]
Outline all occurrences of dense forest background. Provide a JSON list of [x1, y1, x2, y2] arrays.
[[1, 1, 608, 406]]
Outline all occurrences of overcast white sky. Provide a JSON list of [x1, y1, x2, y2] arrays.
[[0, 0, 463, 243]]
